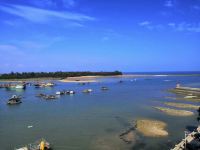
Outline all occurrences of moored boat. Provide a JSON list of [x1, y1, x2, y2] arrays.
[[15, 138, 51, 150], [15, 84, 26, 89], [44, 95, 57, 100], [83, 89, 93, 93], [7, 95, 22, 105], [101, 86, 109, 90], [45, 82, 55, 87], [34, 82, 55, 88]]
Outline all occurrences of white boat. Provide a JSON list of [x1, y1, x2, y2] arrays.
[[15, 84, 26, 89], [83, 89, 93, 93], [45, 83, 54, 87], [69, 90, 75, 94], [7, 95, 22, 105], [56, 91, 61, 95]]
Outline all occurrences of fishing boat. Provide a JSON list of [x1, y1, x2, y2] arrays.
[[15, 84, 26, 89], [15, 138, 51, 150], [34, 82, 54, 88], [7, 95, 22, 105], [44, 95, 56, 100], [101, 87, 109, 90], [45, 83, 54, 87], [56, 91, 62, 95], [34, 83, 42, 88], [83, 89, 93, 93], [36, 93, 46, 98], [69, 90, 75, 94], [65, 90, 75, 95]]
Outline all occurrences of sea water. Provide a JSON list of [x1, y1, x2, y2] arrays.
[[0, 74, 200, 150]]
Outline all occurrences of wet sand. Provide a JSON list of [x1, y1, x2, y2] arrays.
[[164, 102, 200, 110], [136, 119, 168, 137], [165, 96, 200, 102], [154, 107, 194, 116]]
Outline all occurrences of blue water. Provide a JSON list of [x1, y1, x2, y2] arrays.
[[0, 75, 200, 150]]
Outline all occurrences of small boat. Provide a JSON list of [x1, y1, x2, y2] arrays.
[[56, 91, 65, 95], [15, 84, 26, 89], [101, 87, 109, 90], [36, 93, 46, 98], [83, 89, 93, 93], [44, 95, 56, 100], [68, 90, 75, 94], [34, 83, 42, 88], [34, 82, 54, 88], [7, 95, 22, 105], [45, 83, 55, 87], [56, 91, 62, 95], [15, 138, 51, 150]]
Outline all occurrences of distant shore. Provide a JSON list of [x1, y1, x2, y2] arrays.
[[0, 77, 62, 82], [0, 73, 200, 82]]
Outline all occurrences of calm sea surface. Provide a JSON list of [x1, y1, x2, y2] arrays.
[[0, 74, 200, 150]]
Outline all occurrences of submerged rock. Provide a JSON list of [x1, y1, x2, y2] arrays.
[[120, 130, 136, 144], [136, 119, 168, 137], [91, 135, 127, 150], [154, 107, 194, 116]]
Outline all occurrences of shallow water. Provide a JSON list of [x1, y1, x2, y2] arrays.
[[0, 75, 200, 150]]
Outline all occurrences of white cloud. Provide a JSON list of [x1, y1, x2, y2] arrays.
[[102, 36, 109, 41], [192, 5, 200, 10], [138, 21, 151, 26], [0, 44, 24, 56], [139, 21, 200, 33], [168, 22, 176, 27], [32, 0, 76, 8], [164, 0, 173, 7], [0, 4, 95, 24], [64, 0, 75, 7]]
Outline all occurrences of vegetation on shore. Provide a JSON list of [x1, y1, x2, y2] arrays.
[[136, 119, 168, 137], [0, 71, 122, 79]]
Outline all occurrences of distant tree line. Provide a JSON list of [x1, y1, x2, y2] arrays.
[[0, 71, 122, 79]]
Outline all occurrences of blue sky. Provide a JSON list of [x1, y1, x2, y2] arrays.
[[0, 0, 199, 73]]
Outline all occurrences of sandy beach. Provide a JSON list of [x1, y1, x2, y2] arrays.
[[59, 76, 101, 83], [58, 74, 169, 83], [59, 75, 125, 83]]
